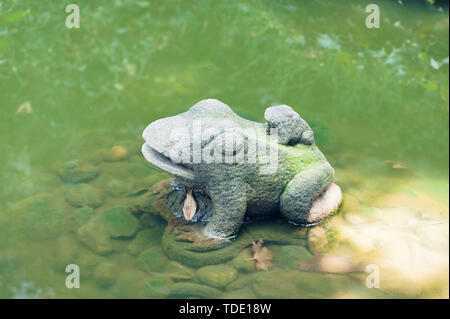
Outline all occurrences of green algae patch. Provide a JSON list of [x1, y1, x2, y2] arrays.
[[65, 183, 104, 208], [197, 264, 237, 288], [170, 282, 222, 299], [127, 228, 162, 256], [145, 274, 174, 298], [137, 246, 169, 272], [2, 193, 73, 241], [101, 206, 139, 238]]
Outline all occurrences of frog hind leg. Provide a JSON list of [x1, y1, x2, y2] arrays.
[[280, 162, 337, 225], [202, 179, 248, 239]]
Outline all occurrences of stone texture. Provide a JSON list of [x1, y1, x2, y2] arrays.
[[127, 229, 162, 256], [58, 160, 99, 184], [1, 193, 73, 240], [197, 264, 237, 288], [137, 246, 169, 272], [170, 282, 222, 299], [264, 104, 314, 145], [65, 183, 103, 208], [101, 206, 139, 238], [232, 248, 255, 272], [141, 99, 342, 239], [93, 262, 117, 287]]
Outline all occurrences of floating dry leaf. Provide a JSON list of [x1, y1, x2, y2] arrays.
[[247, 239, 273, 271], [183, 190, 197, 221], [15, 101, 32, 114], [384, 160, 408, 169]]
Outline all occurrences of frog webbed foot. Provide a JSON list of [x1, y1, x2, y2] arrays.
[[264, 104, 314, 145]]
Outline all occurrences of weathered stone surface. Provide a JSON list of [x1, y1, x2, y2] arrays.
[[265, 104, 314, 145], [65, 183, 103, 208], [141, 99, 342, 239], [197, 264, 237, 288], [137, 246, 169, 272], [58, 160, 99, 184]]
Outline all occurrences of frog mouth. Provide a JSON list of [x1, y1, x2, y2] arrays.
[[141, 143, 195, 181]]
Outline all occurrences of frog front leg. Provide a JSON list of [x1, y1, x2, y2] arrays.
[[203, 179, 248, 239]]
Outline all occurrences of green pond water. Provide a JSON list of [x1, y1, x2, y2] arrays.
[[0, 0, 448, 298]]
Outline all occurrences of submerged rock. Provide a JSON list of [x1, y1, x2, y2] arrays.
[[104, 146, 130, 162], [77, 216, 113, 255], [105, 179, 131, 197], [197, 264, 237, 288], [137, 246, 169, 272], [165, 261, 197, 282], [127, 228, 162, 256], [73, 207, 93, 228], [65, 183, 103, 208], [101, 206, 139, 238], [145, 274, 174, 298], [170, 282, 222, 299], [1, 193, 73, 240], [272, 245, 312, 270], [58, 160, 99, 184], [76, 250, 106, 279], [232, 248, 255, 272], [151, 180, 308, 267], [54, 236, 80, 270], [94, 262, 117, 287], [251, 270, 349, 298]]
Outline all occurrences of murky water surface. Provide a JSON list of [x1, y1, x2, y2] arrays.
[[0, 0, 448, 298]]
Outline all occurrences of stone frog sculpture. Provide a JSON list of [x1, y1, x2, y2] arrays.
[[142, 99, 342, 239]]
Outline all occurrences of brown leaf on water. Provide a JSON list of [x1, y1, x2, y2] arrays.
[[183, 190, 197, 221], [247, 239, 273, 271], [15, 101, 32, 114]]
